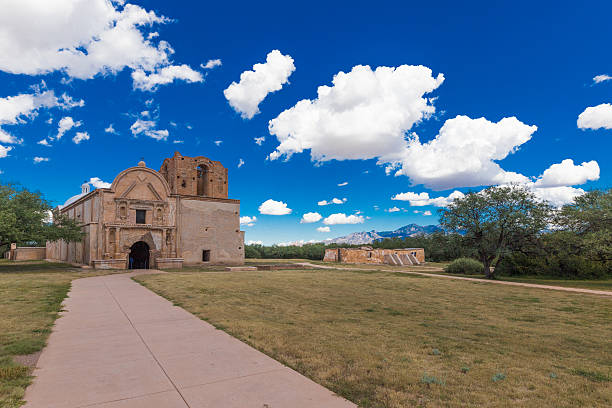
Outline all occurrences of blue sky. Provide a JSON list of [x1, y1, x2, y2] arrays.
[[0, 0, 610, 245]]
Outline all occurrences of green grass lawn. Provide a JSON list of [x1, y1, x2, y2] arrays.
[[135, 268, 612, 408], [0, 260, 118, 408]]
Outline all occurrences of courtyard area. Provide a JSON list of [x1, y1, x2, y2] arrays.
[[1, 261, 610, 407], [136, 267, 611, 407]]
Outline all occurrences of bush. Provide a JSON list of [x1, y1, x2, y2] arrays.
[[495, 253, 610, 279], [444, 258, 484, 274]]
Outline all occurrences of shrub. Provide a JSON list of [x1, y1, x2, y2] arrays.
[[421, 373, 445, 385], [445, 258, 484, 275], [495, 253, 610, 279], [492, 373, 506, 382]]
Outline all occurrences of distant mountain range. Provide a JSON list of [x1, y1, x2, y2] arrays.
[[324, 224, 442, 245]]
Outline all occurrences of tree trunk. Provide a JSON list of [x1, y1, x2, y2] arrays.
[[482, 258, 494, 279]]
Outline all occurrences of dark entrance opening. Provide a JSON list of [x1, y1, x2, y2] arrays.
[[129, 241, 150, 269]]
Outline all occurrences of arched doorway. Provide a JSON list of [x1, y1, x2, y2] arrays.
[[129, 241, 150, 269]]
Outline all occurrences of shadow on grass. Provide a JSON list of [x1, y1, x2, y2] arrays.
[[0, 260, 77, 274]]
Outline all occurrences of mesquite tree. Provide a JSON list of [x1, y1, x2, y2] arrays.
[[0, 183, 83, 250], [439, 185, 551, 278]]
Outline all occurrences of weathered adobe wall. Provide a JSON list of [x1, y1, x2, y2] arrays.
[[46, 193, 99, 265], [324, 248, 425, 264], [159, 152, 228, 199], [11, 247, 46, 261], [177, 198, 244, 265]]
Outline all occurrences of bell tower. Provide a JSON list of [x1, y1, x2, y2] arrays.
[[159, 151, 228, 198]]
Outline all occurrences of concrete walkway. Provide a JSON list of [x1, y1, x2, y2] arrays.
[[297, 262, 612, 297], [24, 271, 355, 408]]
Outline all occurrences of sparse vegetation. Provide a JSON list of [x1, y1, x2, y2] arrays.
[[135, 267, 612, 407]]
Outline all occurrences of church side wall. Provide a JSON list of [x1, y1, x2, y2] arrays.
[[46, 193, 99, 265], [177, 198, 244, 265]]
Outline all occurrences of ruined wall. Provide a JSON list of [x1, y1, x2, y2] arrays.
[[177, 197, 244, 265], [11, 247, 46, 261], [324, 248, 425, 264], [159, 152, 228, 198]]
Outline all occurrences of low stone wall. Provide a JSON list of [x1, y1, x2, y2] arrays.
[[92, 259, 127, 269], [156, 258, 184, 269], [9, 247, 47, 261]]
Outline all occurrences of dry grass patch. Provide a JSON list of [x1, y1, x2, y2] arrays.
[[135, 268, 612, 408], [0, 260, 119, 408], [254, 259, 612, 291]]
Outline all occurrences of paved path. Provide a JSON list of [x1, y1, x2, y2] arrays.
[[297, 263, 612, 297], [24, 271, 355, 408]]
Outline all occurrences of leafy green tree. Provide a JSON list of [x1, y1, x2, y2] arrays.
[[0, 183, 83, 250], [439, 185, 552, 278], [555, 188, 612, 264]]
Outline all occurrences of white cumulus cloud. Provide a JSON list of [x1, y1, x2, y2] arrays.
[[88, 177, 111, 188], [238, 158, 245, 168], [0, 129, 21, 145], [201, 59, 222, 69], [0, 89, 83, 148], [391, 190, 465, 207], [396, 115, 536, 190], [56, 116, 82, 140], [72, 131, 89, 144], [577, 103, 612, 130], [224, 50, 295, 119], [104, 123, 118, 134], [240, 216, 257, 226], [337, 181, 348, 186], [0, 0, 200, 90], [534, 159, 600, 188], [423, 210, 432, 216], [258, 199, 292, 215], [323, 213, 364, 225], [268, 64, 444, 162], [593, 74, 612, 84], [33, 156, 49, 163], [132, 64, 203, 91], [531, 185, 585, 208], [254, 136, 265, 146], [130, 119, 168, 141], [316, 226, 330, 232], [300, 212, 322, 223], [318, 198, 347, 206], [386, 206, 401, 213], [267, 64, 546, 190], [0, 145, 12, 158]]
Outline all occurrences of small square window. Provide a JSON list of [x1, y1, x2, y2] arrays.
[[136, 210, 146, 224], [202, 250, 211, 262]]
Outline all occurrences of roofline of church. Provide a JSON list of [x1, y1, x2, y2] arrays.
[[58, 188, 103, 212], [58, 188, 240, 213]]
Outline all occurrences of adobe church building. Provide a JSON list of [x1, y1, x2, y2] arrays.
[[46, 152, 245, 269]]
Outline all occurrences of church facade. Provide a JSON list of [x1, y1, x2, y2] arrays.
[[46, 152, 245, 269]]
